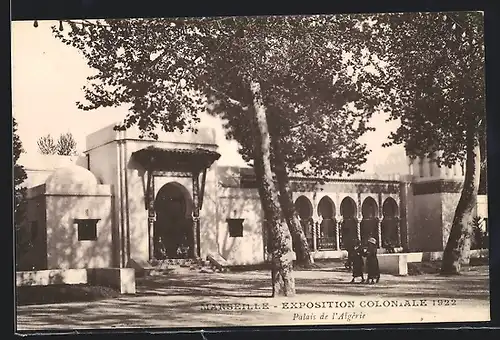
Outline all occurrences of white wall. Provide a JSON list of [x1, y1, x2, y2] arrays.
[[410, 193, 444, 252], [46, 193, 113, 270], [215, 188, 265, 265]]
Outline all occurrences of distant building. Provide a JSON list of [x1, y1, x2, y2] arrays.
[[16, 122, 487, 271]]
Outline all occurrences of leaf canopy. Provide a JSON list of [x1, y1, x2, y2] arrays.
[[376, 12, 485, 167], [54, 15, 396, 176]]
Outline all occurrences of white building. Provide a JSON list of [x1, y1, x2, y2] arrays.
[[16, 122, 487, 271]]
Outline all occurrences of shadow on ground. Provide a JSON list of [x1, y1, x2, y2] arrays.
[[16, 264, 490, 330], [16, 285, 120, 306], [134, 264, 489, 300]]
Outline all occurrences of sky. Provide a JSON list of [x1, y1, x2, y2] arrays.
[[11, 20, 408, 174]]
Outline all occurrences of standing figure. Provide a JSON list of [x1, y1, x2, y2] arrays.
[[342, 218, 356, 269], [366, 237, 380, 284], [350, 240, 365, 283], [345, 244, 354, 270]]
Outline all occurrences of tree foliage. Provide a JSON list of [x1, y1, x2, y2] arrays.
[[14, 117, 27, 223], [57, 132, 78, 155], [37, 132, 78, 155], [14, 117, 28, 267], [197, 16, 392, 178], [37, 134, 58, 154], [54, 17, 391, 173], [379, 12, 485, 166]]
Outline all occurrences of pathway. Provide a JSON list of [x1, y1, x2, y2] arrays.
[[16, 265, 490, 331]]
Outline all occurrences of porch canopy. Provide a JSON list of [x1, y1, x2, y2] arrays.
[[131, 146, 221, 259], [132, 146, 221, 172]]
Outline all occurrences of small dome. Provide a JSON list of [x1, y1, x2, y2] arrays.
[[45, 164, 99, 193]]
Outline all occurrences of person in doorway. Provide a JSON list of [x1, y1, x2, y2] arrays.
[[350, 240, 365, 283], [365, 237, 380, 284], [383, 238, 395, 253]]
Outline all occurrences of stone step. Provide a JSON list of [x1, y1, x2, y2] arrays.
[[144, 257, 229, 276], [206, 254, 230, 272], [123, 257, 225, 277], [146, 258, 217, 274]]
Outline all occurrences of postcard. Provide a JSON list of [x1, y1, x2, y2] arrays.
[[13, 12, 490, 331]]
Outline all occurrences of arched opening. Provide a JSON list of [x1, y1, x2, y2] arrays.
[[294, 196, 314, 249], [382, 198, 400, 248], [340, 197, 358, 250], [154, 182, 194, 259], [317, 196, 337, 250], [361, 197, 379, 246]]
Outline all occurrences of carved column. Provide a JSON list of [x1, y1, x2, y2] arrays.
[[356, 219, 362, 243], [396, 217, 402, 247], [147, 171, 155, 261], [311, 205, 319, 252], [311, 220, 317, 252], [335, 215, 342, 251], [192, 171, 200, 258], [377, 219, 382, 248], [356, 194, 362, 241], [378, 193, 383, 248]]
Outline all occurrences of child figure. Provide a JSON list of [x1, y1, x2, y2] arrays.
[[366, 237, 380, 284], [350, 240, 365, 283]]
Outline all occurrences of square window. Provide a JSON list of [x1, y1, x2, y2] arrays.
[[227, 218, 244, 237], [75, 219, 99, 241]]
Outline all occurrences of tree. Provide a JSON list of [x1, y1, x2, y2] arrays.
[[37, 132, 78, 155], [250, 80, 295, 296], [37, 134, 58, 154], [57, 132, 78, 155], [51, 16, 391, 295], [13, 117, 28, 266], [377, 12, 485, 274], [200, 17, 389, 266], [210, 86, 378, 265], [14, 117, 27, 222]]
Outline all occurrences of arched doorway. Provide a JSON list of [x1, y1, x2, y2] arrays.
[[154, 182, 193, 259], [361, 197, 379, 246], [317, 196, 337, 250], [382, 198, 400, 248], [294, 196, 314, 249], [340, 197, 357, 250]]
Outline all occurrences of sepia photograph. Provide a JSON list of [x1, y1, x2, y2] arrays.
[[12, 12, 490, 331]]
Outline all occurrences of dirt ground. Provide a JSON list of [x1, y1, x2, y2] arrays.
[[16, 263, 490, 331]]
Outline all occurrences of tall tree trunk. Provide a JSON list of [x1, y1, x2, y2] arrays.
[[441, 127, 481, 275], [271, 136, 314, 267], [249, 79, 295, 297]]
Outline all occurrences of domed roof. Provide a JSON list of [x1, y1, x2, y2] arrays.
[[45, 164, 99, 193]]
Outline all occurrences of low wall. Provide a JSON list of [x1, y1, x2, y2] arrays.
[[313, 250, 346, 260], [420, 249, 488, 262], [312, 247, 405, 260], [399, 249, 489, 263], [16, 269, 88, 286], [376, 254, 408, 276], [16, 268, 136, 294], [87, 268, 136, 294], [311, 248, 488, 263], [369, 249, 489, 277]]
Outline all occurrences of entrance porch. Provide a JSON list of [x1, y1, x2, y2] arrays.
[[131, 146, 220, 262]]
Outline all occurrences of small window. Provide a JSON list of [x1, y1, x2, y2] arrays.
[[75, 219, 100, 241], [30, 221, 38, 241], [227, 218, 244, 237]]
